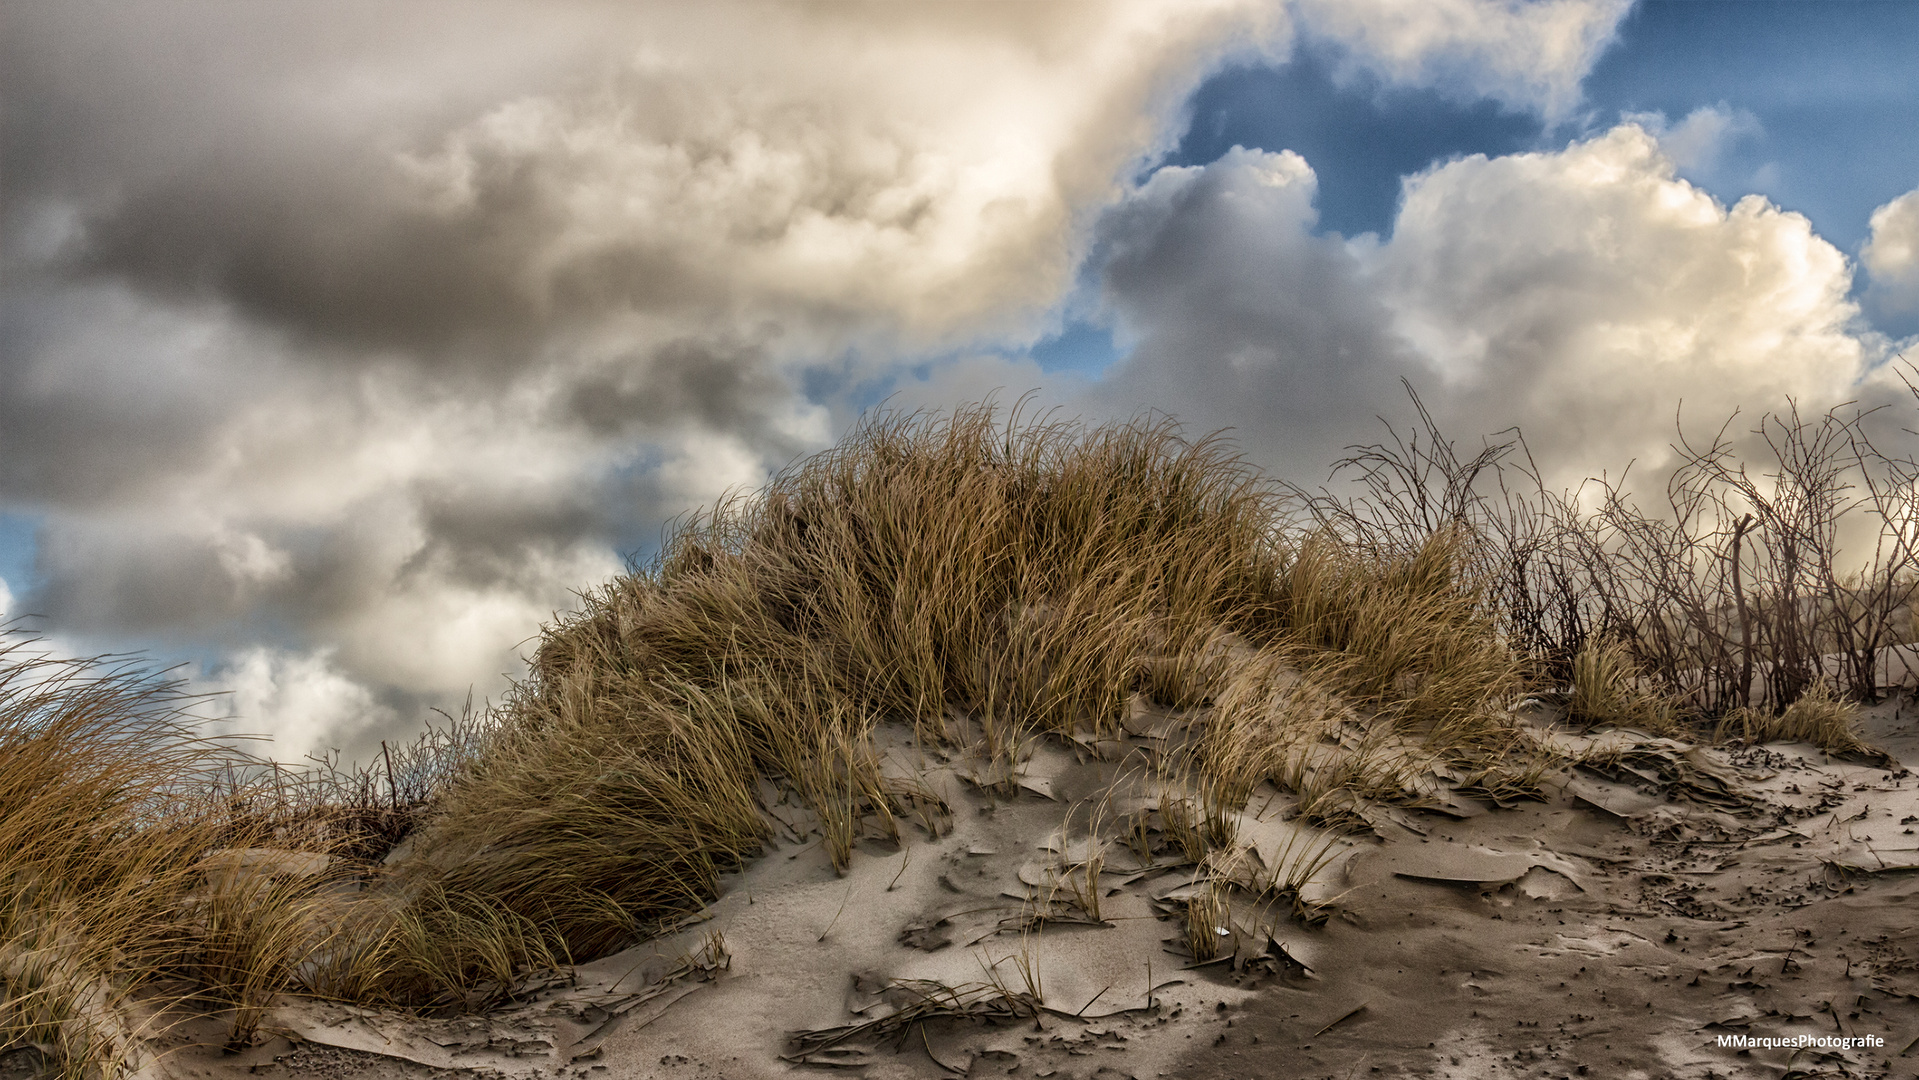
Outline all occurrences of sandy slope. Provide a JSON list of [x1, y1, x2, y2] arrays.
[[135, 692, 1919, 1080]]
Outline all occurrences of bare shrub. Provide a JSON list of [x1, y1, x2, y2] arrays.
[[1302, 372, 1919, 728]]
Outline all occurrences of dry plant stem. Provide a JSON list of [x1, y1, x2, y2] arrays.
[[1184, 885, 1229, 964], [1302, 374, 1919, 719]]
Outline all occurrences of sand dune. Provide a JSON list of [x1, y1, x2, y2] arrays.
[[104, 685, 1919, 1080]]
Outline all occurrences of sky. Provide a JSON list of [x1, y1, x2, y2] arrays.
[[4, 0, 1917, 761]]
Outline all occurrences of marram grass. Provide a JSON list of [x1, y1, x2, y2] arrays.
[[399, 405, 1529, 962], [7, 396, 1909, 1077]]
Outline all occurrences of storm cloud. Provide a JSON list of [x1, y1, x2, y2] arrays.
[[24, 0, 1856, 760]]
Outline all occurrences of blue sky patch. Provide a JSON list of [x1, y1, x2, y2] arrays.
[[1169, 41, 1542, 240]]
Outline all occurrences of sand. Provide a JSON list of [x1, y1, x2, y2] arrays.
[[130, 690, 1919, 1080]]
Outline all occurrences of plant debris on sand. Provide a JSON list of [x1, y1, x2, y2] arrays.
[[8, 387, 1919, 1079]]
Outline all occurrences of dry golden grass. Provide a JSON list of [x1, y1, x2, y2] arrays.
[[1183, 884, 1231, 963], [308, 880, 571, 1013], [389, 680, 769, 961], [0, 639, 301, 1077], [384, 407, 1293, 958], [0, 636, 537, 1076], [1712, 678, 1871, 756], [1566, 639, 1684, 736], [375, 404, 1545, 979], [24, 394, 1909, 1078], [1265, 529, 1527, 741]]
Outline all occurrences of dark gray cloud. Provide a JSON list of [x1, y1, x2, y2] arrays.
[[0, 286, 247, 504], [1088, 147, 1427, 479], [0, 0, 1682, 762], [74, 158, 553, 362], [562, 338, 800, 440], [1, 0, 1303, 756]]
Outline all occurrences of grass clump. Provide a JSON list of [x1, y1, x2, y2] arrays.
[[0, 638, 301, 1076], [1183, 885, 1231, 963], [398, 675, 772, 960], [1565, 638, 1683, 735], [1264, 529, 1525, 740], [0, 635, 521, 1075], [310, 880, 571, 1012], [390, 402, 1530, 976], [396, 404, 1297, 963], [1712, 678, 1872, 756]]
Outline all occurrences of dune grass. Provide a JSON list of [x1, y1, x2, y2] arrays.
[[0, 636, 518, 1075], [1712, 677, 1874, 756], [383, 404, 1529, 974], [0, 639, 296, 1077], [1564, 638, 1684, 736], [9, 391, 1916, 1077]]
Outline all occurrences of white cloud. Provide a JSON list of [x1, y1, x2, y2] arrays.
[[1369, 124, 1867, 475], [5, 2, 1297, 752], [1623, 103, 1761, 174], [199, 646, 398, 760], [4, 2, 1840, 759], [1864, 186, 1919, 316], [1290, 0, 1632, 119], [385, 1, 1295, 355], [1088, 123, 1872, 489]]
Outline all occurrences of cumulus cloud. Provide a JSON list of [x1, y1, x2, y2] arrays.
[[1290, 0, 1631, 119], [1623, 104, 1762, 175], [1373, 123, 1868, 473], [1, 0, 1294, 757], [1863, 186, 1919, 317], [1085, 147, 1423, 475], [1087, 123, 1872, 490], [0, 0, 1815, 761], [26, 2, 1291, 365], [198, 647, 400, 758]]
